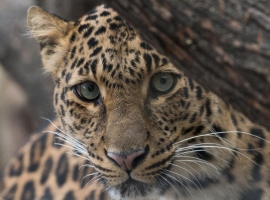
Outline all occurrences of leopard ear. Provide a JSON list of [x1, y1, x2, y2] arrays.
[[27, 6, 73, 74]]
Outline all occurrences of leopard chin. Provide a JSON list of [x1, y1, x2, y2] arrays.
[[107, 178, 162, 200]]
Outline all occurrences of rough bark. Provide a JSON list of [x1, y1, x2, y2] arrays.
[[95, 0, 270, 130]]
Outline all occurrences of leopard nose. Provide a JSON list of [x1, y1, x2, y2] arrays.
[[107, 149, 146, 171]]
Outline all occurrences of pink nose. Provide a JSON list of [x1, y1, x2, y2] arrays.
[[107, 149, 145, 171]]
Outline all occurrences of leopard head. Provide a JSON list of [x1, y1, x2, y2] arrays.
[[27, 5, 232, 199]]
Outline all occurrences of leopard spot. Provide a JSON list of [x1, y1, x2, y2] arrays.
[[21, 181, 35, 200], [55, 154, 69, 187]]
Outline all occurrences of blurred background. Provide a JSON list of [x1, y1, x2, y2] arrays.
[[0, 0, 100, 170]]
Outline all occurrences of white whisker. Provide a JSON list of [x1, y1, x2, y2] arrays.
[[79, 164, 94, 169], [174, 130, 269, 147], [84, 174, 101, 188], [174, 157, 218, 175], [81, 172, 98, 185], [161, 170, 194, 199], [177, 160, 207, 178], [53, 136, 88, 154], [159, 172, 182, 198], [165, 164, 204, 195]]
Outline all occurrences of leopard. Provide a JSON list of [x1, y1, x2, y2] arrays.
[[1, 4, 270, 200]]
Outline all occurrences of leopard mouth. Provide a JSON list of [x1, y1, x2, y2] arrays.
[[102, 160, 174, 198]]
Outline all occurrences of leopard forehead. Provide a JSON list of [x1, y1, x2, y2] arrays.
[[58, 5, 179, 93]]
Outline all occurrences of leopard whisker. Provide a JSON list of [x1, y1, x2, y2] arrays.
[[81, 171, 98, 185], [203, 122, 235, 149], [150, 168, 166, 189], [151, 173, 167, 188], [161, 169, 194, 199], [79, 164, 95, 169], [175, 151, 227, 180], [44, 130, 88, 157], [49, 129, 86, 148], [84, 173, 102, 189], [173, 132, 225, 146], [66, 151, 91, 162], [166, 163, 204, 195], [176, 142, 235, 153], [174, 130, 269, 147], [159, 171, 182, 198], [179, 147, 233, 166], [177, 143, 259, 166], [174, 156, 218, 174], [56, 139, 87, 155], [155, 175, 167, 188], [53, 137, 88, 157], [41, 117, 86, 147], [176, 143, 236, 158], [203, 121, 215, 133], [176, 146, 235, 166], [96, 176, 109, 193], [53, 135, 86, 151], [53, 142, 76, 151], [177, 160, 208, 179]]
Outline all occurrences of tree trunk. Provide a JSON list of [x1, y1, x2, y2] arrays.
[[98, 0, 270, 129]]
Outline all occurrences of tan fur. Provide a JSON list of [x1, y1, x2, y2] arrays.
[[27, 6, 73, 74]]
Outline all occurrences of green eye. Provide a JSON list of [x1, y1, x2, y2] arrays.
[[151, 73, 175, 93], [74, 81, 100, 101]]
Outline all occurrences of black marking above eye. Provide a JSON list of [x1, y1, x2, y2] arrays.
[[90, 46, 102, 57], [143, 53, 152, 73], [78, 24, 90, 33], [95, 26, 106, 35], [150, 73, 177, 94], [69, 33, 77, 43], [140, 42, 153, 51], [86, 15, 98, 21], [83, 26, 94, 38], [100, 11, 111, 16], [87, 38, 98, 48]]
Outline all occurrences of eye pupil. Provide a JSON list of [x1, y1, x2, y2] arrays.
[[88, 84, 95, 92], [160, 77, 167, 84]]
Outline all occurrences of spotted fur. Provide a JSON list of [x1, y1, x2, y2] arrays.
[[1, 4, 270, 200]]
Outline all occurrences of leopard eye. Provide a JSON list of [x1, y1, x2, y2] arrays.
[[150, 73, 176, 93], [74, 81, 100, 101]]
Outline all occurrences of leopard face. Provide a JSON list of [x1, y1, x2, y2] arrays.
[[27, 5, 270, 200]]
